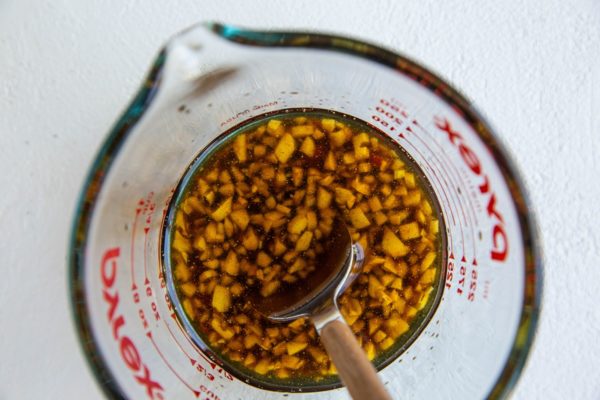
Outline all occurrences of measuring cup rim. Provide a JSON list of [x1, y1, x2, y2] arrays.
[[68, 22, 543, 400]]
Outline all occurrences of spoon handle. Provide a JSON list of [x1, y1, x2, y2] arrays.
[[320, 319, 393, 400]]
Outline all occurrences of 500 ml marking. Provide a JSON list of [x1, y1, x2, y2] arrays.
[[445, 259, 478, 301], [371, 99, 409, 131]]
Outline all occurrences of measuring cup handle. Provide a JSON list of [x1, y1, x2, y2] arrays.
[[320, 319, 393, 400]]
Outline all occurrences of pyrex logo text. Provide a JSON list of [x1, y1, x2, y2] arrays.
[[101, 248, 164, 399], [434, 117, 508, 262]]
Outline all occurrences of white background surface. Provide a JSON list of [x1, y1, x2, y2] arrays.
[[1, 1, 599, 399]]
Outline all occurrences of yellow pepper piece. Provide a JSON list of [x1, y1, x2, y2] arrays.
[[211, 197, 232, 221], [260, 280, 280, 297], [222, 250, 239, 276], [292, 125, 315, 137], [275, 133, 296, 163], [233, 134, 247, 162], [399, 222, 421, 241], [288, 214, 307, 234], [229, 209, 249, 230], [349, 207, 371, 229], [212, 285, 231, 312], [352, 132, 370, 160], [317, 187, 332, 209], [321, 118, 336, 132], [295, 231, 313, 252], [286, 342, 308, 355], [324, 151, 337, 170], [382, 228, 409, 258], [267, 119, 283, 135]]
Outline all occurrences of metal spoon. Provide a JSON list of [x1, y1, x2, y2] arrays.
[[251, 219, 393, 400]]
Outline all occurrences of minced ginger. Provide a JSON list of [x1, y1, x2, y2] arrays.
[[170, 113, 441, 381]]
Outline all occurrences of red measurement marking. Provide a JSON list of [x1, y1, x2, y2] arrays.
[[407, 126, 469, 229], [371, 99, 411, 132], [456, 263, 467, 295], [172, 316, 218, 370], [171, 313, 217, 369], [147, 331, 200, 398], [138, 308, 150, 330], [163, 318, 197, 366], [414, 119, 473, 201], [143, 227, 150, 285], [445, 259, 455, 289], [374, 102, 461, 236], [371, 114, 396, 131], [131, 202, 143, 290], [406, 126, 473, 253], [143, 286, 161, 323], [198, 384, 220, 400], [468, 258, 479, 302], [197, 351, 217, 370], [412, 119, 479, 256], [194, 364, 216, 382], [174, 322, 231, 380], [379, 99, 409, 120], [398, 134, 456, 225], [139, 197, 155, 284], [397, 132, 459, 253], [406, 126, 466, 248]]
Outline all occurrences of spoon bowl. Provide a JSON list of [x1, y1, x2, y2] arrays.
[[250, 218, 364, 323], [250, 218, 391, 400]]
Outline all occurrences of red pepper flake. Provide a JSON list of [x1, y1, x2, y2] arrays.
[[370, 153, 383, 167]]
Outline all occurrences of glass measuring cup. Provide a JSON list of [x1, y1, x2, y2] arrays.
[[69, 22, 542, 400]]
